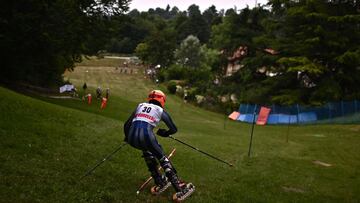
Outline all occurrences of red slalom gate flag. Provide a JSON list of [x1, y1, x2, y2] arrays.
[[228, 111, 240, 120], [256, 107, 271, 125], [101, 97, 108, 109]]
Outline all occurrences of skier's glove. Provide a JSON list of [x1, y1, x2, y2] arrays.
[[156, 129, 169, 137]]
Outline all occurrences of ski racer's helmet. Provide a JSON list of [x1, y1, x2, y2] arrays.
[[147, 90, 166, 108]]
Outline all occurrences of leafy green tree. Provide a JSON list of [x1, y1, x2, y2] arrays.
[[135, 22, 176, 67], [128, 9, 140, 18], [210, 6, 270, 104], [135, 43, 150, 62], [211, 6, 269, 51], [175, 4, 210, 43], [203, 5, 222, 27], [243, 0, 360, 104], [0, 0, 129, 86], [170, 6, 181, 18], [106, 14, 153, 54], [175, 35, 205, 68], [106, 37, 136, 53], [144, 5, 178, 20], [220, 0, 360, 105], [171, 11, 188, 43]]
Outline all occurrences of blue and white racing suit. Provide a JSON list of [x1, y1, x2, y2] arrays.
[[124, 102, 182, 191]]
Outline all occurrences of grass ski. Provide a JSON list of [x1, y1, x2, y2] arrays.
[[136, 148, 176, 195]]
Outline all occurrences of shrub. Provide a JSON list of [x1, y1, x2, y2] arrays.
[[166, 64, 187, 80], [167, 81, 177, 94]]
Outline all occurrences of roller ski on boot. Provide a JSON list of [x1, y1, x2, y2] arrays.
[[172, 182, 195, 202], [150, 175, 172, 195]]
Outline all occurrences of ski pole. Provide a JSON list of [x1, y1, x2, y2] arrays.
[[136, 148, 176, 195], [80, 142, 128, 180], [169, 136, 233, 167]]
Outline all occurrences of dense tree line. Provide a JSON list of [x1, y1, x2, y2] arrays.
[[125, 1, 360, 106], [1, 0, 359, 106], [240, 0, 360, 105]]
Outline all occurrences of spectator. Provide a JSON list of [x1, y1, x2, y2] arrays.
[[96, 86, 102, 100]]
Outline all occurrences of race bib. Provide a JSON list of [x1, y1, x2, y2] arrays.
[[132, 103, 163, 127]]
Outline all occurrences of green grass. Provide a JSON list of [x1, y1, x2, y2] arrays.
[[315, 112, 360, 124], [1, 58, 360, 202], [76, 56, 125, 67]]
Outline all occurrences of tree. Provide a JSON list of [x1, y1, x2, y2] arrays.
[[171, 11, 188, 43], [255, 0, 360, 104], [175, 4, 210, 43], [105, 14, 153, 54], [135, 43, 150, 62], [175, 35, 205, 68], [211, 6, 269, 51], [0, 0, 130, 86], [135, 22, 177, 67], [226, 0, 360, 105], [203, 5, 222, 27], [170, 6, 180, 18]]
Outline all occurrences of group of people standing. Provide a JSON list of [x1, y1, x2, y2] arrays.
[[81, 83, 110, 109]]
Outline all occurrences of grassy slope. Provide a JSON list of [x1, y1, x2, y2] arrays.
[[1, 58, 360, 202]]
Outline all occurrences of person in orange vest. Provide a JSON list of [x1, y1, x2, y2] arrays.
[[123, 90, 195, 201], [86, 93, 92, 105], [101, 97, 107, 109]]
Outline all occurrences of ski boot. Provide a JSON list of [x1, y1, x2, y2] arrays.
[[150, 175, 172, 195], [172, 182, 195, 202]]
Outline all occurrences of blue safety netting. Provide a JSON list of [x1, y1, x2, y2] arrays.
[[237, 100, 360, 124]]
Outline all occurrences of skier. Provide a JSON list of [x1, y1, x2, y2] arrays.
[[123, 90, 195, 202]]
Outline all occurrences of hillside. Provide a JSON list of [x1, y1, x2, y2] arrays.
[[1, 58, 360, 202]]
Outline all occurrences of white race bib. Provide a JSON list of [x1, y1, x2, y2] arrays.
[[132, 103, 163, 127]]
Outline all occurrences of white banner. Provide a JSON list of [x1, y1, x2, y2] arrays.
[[59, 84, 74, 93]]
